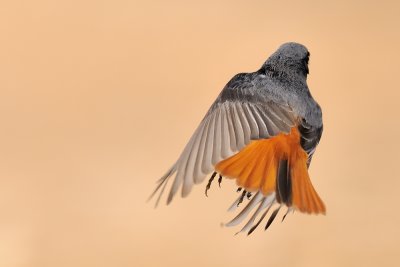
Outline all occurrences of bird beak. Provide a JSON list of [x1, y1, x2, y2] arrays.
[[303, 60, 309, 75]]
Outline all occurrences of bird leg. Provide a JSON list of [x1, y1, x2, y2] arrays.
[[246, 191, 252, 200], [205, 172, 217, 197], [237, 190, 247, 207]]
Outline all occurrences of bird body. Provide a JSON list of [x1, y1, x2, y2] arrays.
[[150, 42, 325, 234]]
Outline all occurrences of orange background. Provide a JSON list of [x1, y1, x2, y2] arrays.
[[1, 1, 399, 266]]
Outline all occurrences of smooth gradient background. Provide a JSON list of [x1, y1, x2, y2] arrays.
[[1, 1, 399, 266]]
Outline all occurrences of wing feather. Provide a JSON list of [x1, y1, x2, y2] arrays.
[[248, 104, 269, 138], [242, 103, 260, 139], [167, 122, 205, 203], [238, 193, 276, 233], [235, 103, 251, 145], [230, 103, 246, 149], [212, 108, 223, 165], [182, 117, 210, 196], [152, 73, 298, 205], [225, 192, 264, 227], [226, 104, 237, 151], [266, 107, 290, 133], [202, 111, 216, 174], [193, 115, 212, 184], [219, 104, 232, 159]]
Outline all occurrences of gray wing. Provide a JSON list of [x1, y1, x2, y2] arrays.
[[150, 73, 298, 205]]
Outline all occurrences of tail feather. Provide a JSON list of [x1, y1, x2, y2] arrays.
[[216, 127, 325, 215], [276, 159, 292, 205], [290, 149, 325, 214]]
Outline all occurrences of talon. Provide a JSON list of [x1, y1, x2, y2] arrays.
[[205, 172, 217, 197], [237, 190, 247, 207], [246, 192, 252, 200], [236, 187, 242, 192], [218, 175, 222, 187]]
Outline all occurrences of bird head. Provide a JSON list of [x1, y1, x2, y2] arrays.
[[263, 42, 310, 78]]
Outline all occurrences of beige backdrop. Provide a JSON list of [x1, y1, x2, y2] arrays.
[[1, 1, 399, 266]]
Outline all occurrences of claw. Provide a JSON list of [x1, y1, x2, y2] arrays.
[[236, 187, 242, 192], [246, 192, 252, 200], [237, 190, 247, 207], [205, 172, 217, 197], [218, 175, 222, 187]]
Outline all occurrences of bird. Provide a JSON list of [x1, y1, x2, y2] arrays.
[[149, 42, 325, 235]]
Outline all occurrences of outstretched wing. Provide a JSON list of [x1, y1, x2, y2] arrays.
[[150, 73, 298, 205]]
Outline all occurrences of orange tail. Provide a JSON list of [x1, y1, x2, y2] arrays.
[[215, 127, 325, 214]]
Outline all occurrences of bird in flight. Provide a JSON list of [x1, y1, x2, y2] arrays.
[[150, 42, 325, 235]]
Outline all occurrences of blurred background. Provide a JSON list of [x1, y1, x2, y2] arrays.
[[1, 0, 399, 266]]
